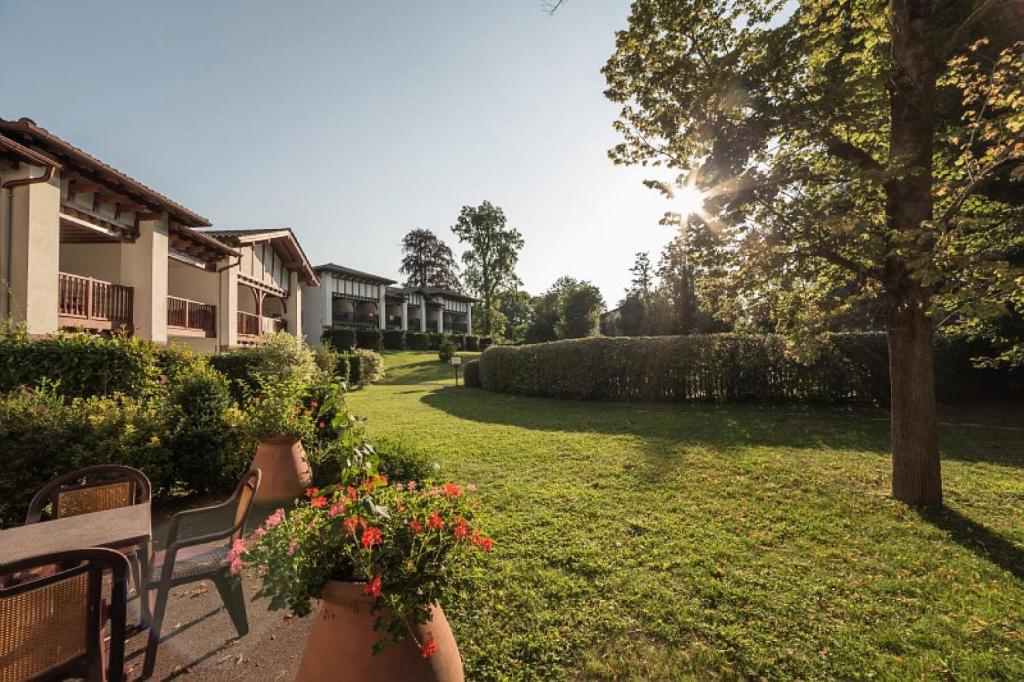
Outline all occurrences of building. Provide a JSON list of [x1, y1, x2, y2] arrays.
[[302, 263, 476, 344], [0, 117, 315, 351]]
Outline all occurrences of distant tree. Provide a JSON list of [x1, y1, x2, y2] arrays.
[[497, 290, 533, 342], [399, 229, 461, 289], [604, 0, 1024, 506], [557, 280, 605, 339], [452, 201, 525, 336], [524, 289, 561, 344], [628, 252, 655, 302], [617, 294, 648, 336], [656, 234, 698, 335]]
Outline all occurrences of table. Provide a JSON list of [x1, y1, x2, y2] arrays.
[[0, 502, 153, 623]]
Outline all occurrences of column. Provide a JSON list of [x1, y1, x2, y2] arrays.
[[419, 301, 426, 332], [218, 260, 239, 350], [120, 214, 168, 343], [286, 270, 302, 339], [2, 168, 60, 335], [436, 306, 443, 334], [378, 286, 386, 330], [401, 300, 408, 331], [467, 305, 473, 334]]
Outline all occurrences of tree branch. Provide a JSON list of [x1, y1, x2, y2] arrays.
[[943, 0, 1004, 59], [939, 154, 1024, 226], [819, 130, 885, 174]]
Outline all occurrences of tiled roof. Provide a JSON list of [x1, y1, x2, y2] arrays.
[[397, 286, 477, 303], [0, 117, 211, 227], [206, 227, 318, 286], [314, 263, 396, 285]]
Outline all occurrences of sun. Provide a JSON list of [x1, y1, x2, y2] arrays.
[[676, 183, 704, 216]]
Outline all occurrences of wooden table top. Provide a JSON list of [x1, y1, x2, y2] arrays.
[[0, 503, 152, 564]]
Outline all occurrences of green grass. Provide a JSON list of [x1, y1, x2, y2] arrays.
[[347, 351, 1024, 681]]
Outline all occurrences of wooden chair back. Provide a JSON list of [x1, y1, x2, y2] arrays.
[[26, 465, 151, 524]]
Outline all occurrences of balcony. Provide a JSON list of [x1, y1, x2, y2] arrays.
[[58, 272, 133, 332], [167, 296, 216, 338], [238, 311, 286, 342], [332, 313, 379, 329]]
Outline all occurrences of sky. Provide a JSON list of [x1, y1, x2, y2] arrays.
[[0, 0, 676, 305]]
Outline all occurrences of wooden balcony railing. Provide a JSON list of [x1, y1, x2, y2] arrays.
[[167, 296, 216, 338], [58, 272, 133, 332], [238, 311, 261, 337]]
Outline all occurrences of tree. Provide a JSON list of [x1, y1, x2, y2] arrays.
[[497, 290, 534, 342], [556, 279, 605, 339], [399, 229, 461, 289], [617, 293, 649, 336], [629, 251, 655, 302], [657, 234, 698, 335], [451, 201, 525, 336], [604, 0, 1024, 506]]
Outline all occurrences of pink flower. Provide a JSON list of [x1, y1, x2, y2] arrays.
[[265, 508, 286, 528], [394, 482, 405, 491], [328, 500, 348, 518], [466, 484, 477, 493], [252, 527, 267, 541], [227, 539, 246, 575], [287, 539, 299, 556], [427, 487, 442, 497], [406, 481, 417, 491]]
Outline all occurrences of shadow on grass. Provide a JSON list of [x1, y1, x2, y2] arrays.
[[419, 386, 1024, 467], [921, 506, 1024, 580], [380, 359, 455, 385]]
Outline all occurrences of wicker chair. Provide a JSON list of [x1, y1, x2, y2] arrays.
[[25, 465, 152, 624], [0, 547, 129, 682], [142, 469, 262, 678]]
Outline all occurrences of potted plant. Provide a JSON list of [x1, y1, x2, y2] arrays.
[[231, 457, 493, 682], [244, 374, 316, 504]]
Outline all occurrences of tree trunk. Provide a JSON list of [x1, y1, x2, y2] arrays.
[[887, 301, 942, 506], [884, 0, 942, 505]]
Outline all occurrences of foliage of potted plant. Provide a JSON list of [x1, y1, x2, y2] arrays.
[[231, 453, 493, 682], [245, 373, 317, 504]]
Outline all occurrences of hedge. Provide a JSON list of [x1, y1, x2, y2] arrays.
[[345, 349, 385, 387], [322, 328, 356, 351], [479, 337, 494, 351], [477, 333, 1024, 405], [464, 359, 481, 387], [0, 333, 160, 399], [463, 335, 480, 351], [428, 333, 444, 350], [383, 330, 406, 351], [407, 332, 430, 351], [356, 328, 384, 351]]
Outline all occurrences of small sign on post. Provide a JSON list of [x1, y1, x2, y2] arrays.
[[451, 355, 463, 385]]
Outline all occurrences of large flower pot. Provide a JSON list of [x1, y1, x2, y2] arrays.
[[295, 581, 464, 682], [249, 437, 312, 505]]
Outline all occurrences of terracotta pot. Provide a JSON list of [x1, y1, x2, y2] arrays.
[[249, 437, 312, 505], [295, 581, 464, 682]]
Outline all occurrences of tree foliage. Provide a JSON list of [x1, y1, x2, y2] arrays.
[[603, 0, 1024, 505], [525, 277, 605, 342], [399, 228, 461, 290], [451, 201, 525, 336]]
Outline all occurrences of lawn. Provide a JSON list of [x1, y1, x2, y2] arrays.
[[346, 351, 1024, 681]]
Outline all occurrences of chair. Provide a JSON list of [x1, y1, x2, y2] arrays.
[[0, 547, 130, 682], [142, 469, 262, 678], [25, 465, 152, 624]]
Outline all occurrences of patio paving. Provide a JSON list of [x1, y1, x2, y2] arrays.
[[124, 502, 316, 681]]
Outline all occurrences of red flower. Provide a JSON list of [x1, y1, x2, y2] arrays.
[[379, 474, 389, 485], [364, 576, 383, 599], [328, 501, 347, 517], [409, 519, 423, 534], [343, 517, 360, 534], [310, 400, 319, 408], [294, 406, 302, 414], [452, 516, 469, 540], [310, 496, 328, 509], [305, 487, 319, 499], [420, 632, 437, 659], [361, 526, 383, 548], [347, 486, 358, 501], [470, 531, 494, 552], [426, 511, 445, 530], [318, 421, 326, 429], [443, 483, 462, 498]]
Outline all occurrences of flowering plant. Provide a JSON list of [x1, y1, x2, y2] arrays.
[[233, 460, 493, 657], [243, 373, 318, 442]]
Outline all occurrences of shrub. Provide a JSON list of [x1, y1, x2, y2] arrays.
[[464, 359, 481, 387], [427, 333, 443, 350], [356, 328, 384, 351], [451, 334, 466, 350], [322, 327, 356, 351], [477, 333, 1024, 405], [346, 349, 385, 387], [463, 335, 480, 351], [370, 435, 436, 482], [382, 330, 406, 351], [0, 331, 160, 398], [479, 337, 494, 351], [211, 332, 318, 403], [438, 340, 457, 363], [407, 332, 430, 351], [243, 374, 315, 442]]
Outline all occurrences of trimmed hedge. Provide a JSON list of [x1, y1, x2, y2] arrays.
[[407, 332, 430, 351], [428, 333, 444, 350], [463, 335, 480, 351], [464, 359, 481, 387], [479, 337, 495, 351], [477, 333, 1024, 405], [383, 330, 406, 351], [356, 328, 384, 351], [0, 333, 160, 399], [322, 328, 356, 351], [345, 349, 385, 387]]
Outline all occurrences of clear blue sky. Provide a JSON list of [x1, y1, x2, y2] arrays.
[[0, 0, 674, 305]]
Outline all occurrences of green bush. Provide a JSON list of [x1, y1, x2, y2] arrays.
[[451, 334, 466, 350], [356, 328, 384, 351], [463, 335, 480, 351], [322, 328, 356, 351], [382, 330, 406, 351], [464, 359, 481, 387], [407, 332, 430, 350], [438, 340, 457, 363], [210, 332, 318, 403], [477, 333, 1024, 405], [371, 435, 436, 482], [428, 333, 444, 350], [479, 337, 495, 351], [0, 332, 160, 399], [345, 349, 385, 387]]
